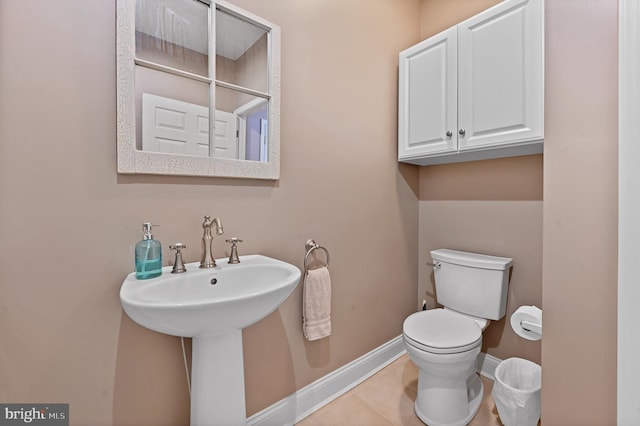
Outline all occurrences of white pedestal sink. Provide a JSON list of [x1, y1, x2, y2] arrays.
[[120, 255, 301, 425]]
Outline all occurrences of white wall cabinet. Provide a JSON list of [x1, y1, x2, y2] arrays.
[[398, 0, 543, 166]]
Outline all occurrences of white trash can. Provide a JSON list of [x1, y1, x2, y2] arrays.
[[492, 357, 541, 426]]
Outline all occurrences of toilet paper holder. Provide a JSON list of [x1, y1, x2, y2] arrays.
[[511, 305, 542, 341], [520, 320, 542, 335]]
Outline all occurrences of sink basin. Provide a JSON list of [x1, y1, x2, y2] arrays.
[[120, 254, 302, 337]]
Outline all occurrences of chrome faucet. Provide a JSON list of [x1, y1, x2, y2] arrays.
[[200, 215, 223, 268]]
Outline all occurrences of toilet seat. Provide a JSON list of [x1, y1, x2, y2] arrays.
[[403, 309, 482, 354]]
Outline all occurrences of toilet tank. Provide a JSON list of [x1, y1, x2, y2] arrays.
[[431, 249, 513, 320]]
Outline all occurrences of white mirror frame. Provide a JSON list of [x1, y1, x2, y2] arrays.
[[116, 0, 281, 179]]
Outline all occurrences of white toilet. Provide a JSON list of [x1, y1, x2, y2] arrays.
[[403, 249, 513, 426]]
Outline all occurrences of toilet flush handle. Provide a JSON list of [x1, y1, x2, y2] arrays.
[[426, 261, 441, 268]]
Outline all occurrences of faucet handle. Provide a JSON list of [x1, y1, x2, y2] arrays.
[[225, 238, 243, 264], [170, 243, 188, 274]]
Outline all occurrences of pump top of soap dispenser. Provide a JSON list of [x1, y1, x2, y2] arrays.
[[142, 222, 158, 240]]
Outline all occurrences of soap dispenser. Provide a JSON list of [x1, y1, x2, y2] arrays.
[[135, 222, 162, 279]]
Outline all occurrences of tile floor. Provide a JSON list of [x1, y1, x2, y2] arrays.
[[297, 354, 503, 426]]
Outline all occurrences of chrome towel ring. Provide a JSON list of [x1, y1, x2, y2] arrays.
[[304, 239, 330, 274]]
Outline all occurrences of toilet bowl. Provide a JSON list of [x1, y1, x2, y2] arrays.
[[404, 249, 513, 425], [403, 308, 485, 426]]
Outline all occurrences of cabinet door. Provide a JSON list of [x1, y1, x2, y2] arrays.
[[398, 27, 457, 160], [457, 0, 543, 151]]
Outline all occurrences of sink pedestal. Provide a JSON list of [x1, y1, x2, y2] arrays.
[[191, 330, 246, 426]]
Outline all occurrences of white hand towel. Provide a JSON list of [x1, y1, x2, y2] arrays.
[[303, 266, 332, 341]]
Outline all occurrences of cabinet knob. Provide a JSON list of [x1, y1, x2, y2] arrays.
[[458, 128, 466, 137], [446, 130, 453, 138]]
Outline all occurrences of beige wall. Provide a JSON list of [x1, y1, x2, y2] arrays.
[[0, 0, 420, 424], [542, 0, 618, 423], [418, 0, 503, 39]]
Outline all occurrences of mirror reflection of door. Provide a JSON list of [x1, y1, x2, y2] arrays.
[[141, 93, 239, 159], [213, 110, 238, 159], [134, 0, 272, 162], [142, 93, 209, 156]]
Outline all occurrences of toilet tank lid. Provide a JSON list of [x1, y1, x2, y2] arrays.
[[431, 249, 513, 271]]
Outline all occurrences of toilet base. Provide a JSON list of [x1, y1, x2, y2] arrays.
[[414, 373, 484, 426]]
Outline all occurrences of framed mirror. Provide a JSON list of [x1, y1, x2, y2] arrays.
[[117, 0, 281, 179]]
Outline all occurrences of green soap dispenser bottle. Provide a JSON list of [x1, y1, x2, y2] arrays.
[[135, 222, 162, 279]]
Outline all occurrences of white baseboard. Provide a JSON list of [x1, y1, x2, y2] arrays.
[[477, 352, 502, 381], [247, 334, 503, 426], [246, 335, 406, 426]]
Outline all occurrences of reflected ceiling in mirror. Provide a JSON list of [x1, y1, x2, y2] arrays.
[[136, 0, 209, 77], [117, 0, 280, 179]]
